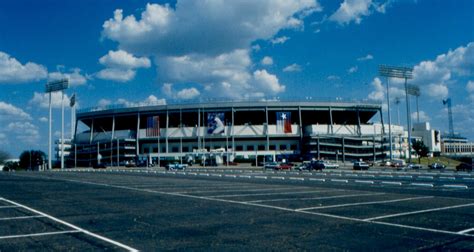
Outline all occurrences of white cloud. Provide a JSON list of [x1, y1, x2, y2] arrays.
[[368, 77, 384, 101], [357, 54, 373, 61], [348, 66, 358, 74], [253, 69, 285, 93], [39, 117, 48, 123], [271, 36, 290, 45], [176, 88, 200, 100], [102, 1, 318, 97], [0, 51, 47, 83], [466, 80, 474, 93], [327, 75, 340, 80], [427, 84, 448, 99], [99, 50, 151, 69], [261, 56, 274, 65], [0, 101, 32, 120], [412, 42, 474, 98], [96, 68, 136, 82], [97, 50, 151, 82], [48, 68, 88, 86], [329, 0, 372, 25], [115, 95, 167, 107], [102, 1, 318, 56], [283, 63, 302, 72], [97, 99, 112, 108], [29, 92, 70, 109], [411, 111, 430, 122], [6, 121, 40, 144]]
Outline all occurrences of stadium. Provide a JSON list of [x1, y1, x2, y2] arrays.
[[70, 98, 398, 167]]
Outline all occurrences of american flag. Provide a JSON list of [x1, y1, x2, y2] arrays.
[[146, 116, 160, 137], [276, 112, 292, 134]]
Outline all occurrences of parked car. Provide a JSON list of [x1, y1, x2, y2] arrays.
[[456, 163, 473, 172], [93, 162, 107, 169], [296, 162, 311, 171], [353, 161, 369, 170], [428, 163, 446, 170], [166, 163, 187, 170], [406, 163, 423, 170], [264, 162, 280, 170], [277, 163, 292, 170], [322, 161, 339, 169]]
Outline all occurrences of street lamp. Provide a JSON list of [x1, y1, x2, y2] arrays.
[[45, 78, 69, 170], [379, 65, 413, 162]]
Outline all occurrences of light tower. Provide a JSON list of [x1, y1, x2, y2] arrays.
[[379, 65, 413, 162], [45, 79, 69, 170]]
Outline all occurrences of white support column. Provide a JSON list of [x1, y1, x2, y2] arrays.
[[166, 110, 169, 153], [136, 113, 140, 157], [48, 92, 52, 170], [61, 90, 65, 169]]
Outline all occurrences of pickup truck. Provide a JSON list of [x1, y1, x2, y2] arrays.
[[166, 163, 187, 170]]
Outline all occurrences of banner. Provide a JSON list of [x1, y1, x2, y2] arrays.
[[276, 112, 292, 134], [146, 116, 160, 137], [207, 112, 225, 134]]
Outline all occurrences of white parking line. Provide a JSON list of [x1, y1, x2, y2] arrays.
[[0, 197, 138, 251], [410, 183, 433, 187], [381, 181, 402, 186], [177, 187, 297, 194], [442, 184, 468, 189], [208, 190, 334, 198], [23, 173, 474, 238], [355, 180, 374, 184], [457, 227, 474, 234], [0, 215, 45, 221], [296, 196, 433, 211], [364, 202, 474, 221], [0, 230, 82, 240], [246, 192, 383, 203]]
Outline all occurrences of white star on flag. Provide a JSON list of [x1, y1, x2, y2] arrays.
[[281, 113, 287, 120]]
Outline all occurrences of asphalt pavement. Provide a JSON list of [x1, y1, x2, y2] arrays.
[[0, 167, 473, 250]]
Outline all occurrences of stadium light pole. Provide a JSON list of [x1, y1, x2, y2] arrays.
[[379, 65, 413, 162], [45, 79, 69, 170]]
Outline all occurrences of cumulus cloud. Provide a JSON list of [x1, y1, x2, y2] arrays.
[[329, 0, 372, 25], [412, 42, 474, 98], [115, 95, 167, 107], [253, 69, 285, 93], [367, 77, 385, 101], [411, 111, 430, 122], [327, 75, 341, 80], [99, 50, 151, 69], [39, 117, 48, 123], [48, 68, 88, 86], [0, 101, 32, 120], [96, 68, 136, 82], [466, 80, 474, 93], [101, 1, 318, 98], [0, 51, 47, 83], [161, 83, 200, 100], [29, 92, 70, 109], [283, 63, 302, 72], [261, 56, 274, 65], [97, 99, 112, 108], [97, 50, 151, 82], [0, 102, 38, 146], [348, 66, 358, 74], [271, 36, 291, 45], [357, 54, 373, 61]]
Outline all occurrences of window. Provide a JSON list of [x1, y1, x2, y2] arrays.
[[153, 148, 158, 153], [258, 145, 265, 151], [269, 145, 276, 150], [236, 145, 243, 151], [247, 145, 254, 151], [172, 147, 179, 153], [280, 145, 287, 150], [182, 147, 189, 152], [290, 144, 298, 150]]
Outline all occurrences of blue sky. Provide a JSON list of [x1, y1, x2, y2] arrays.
[[0, 0, 473, 157]]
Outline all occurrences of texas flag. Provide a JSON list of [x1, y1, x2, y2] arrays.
[[276, 112, 292, 134]]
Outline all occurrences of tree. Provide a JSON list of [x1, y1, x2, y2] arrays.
[[19, 150, 46, 170], [412, 141, 429, 164], [0, 150, 10, 165]]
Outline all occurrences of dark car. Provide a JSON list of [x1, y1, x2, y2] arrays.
[[428, 163, 446, 170], [353, 161, 369, 170], [93, 162, 107, 169], [456, 163, 473, 172]]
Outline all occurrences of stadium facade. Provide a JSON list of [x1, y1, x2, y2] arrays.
[[70, 99, 401, 167]]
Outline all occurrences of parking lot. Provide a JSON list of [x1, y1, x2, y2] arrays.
[[0, 168, 473, 250]]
